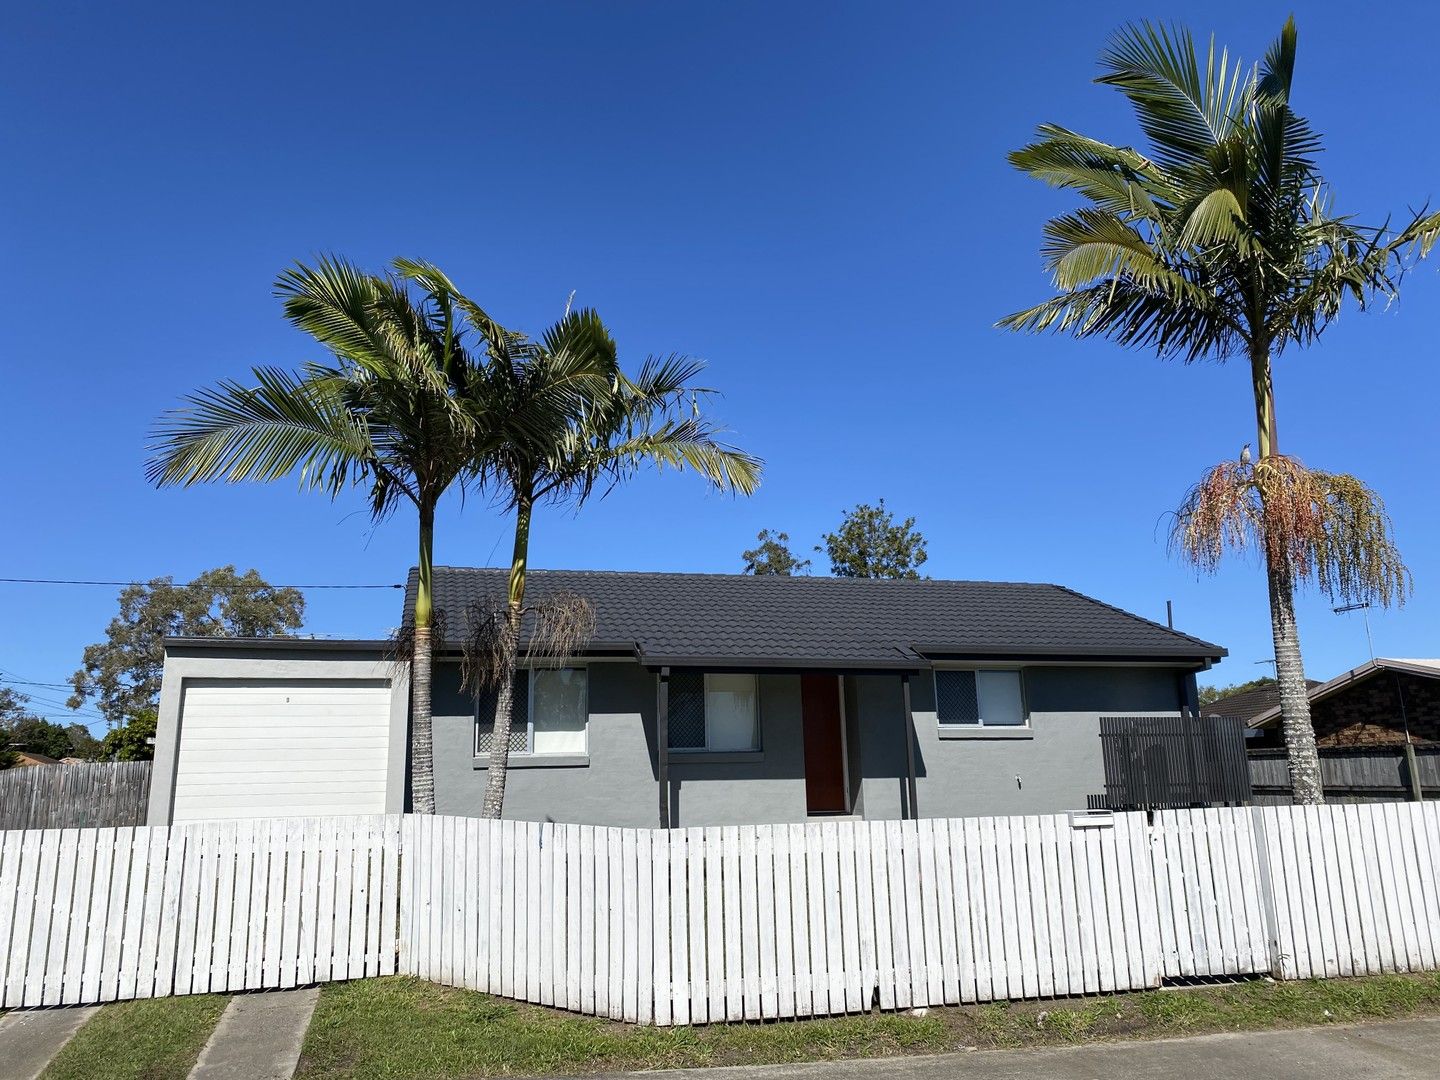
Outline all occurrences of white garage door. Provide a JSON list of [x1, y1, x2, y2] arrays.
[[172, 679, 392, 822]]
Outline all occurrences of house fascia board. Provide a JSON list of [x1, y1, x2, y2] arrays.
[[914, 646, 1221, 667]]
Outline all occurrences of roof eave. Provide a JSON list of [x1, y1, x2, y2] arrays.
[[163, 636, 392, 653], [913, 644, 1225, 665], [637, 654, 928, 674], [1249, 657, 1440, 728]]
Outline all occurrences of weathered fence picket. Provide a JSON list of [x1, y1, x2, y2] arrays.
[[4, 802, 1440, 1020], [0, 762, 153, 830]]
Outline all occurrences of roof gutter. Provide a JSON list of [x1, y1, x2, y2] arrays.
[[912, 645, 1223, 666]]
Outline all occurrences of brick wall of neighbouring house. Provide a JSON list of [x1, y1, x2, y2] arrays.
[[1311, 671, 1440, 747]]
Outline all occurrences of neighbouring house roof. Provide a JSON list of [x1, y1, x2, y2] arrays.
[[1202, 681, 1321, 722], [14, 751, 58, 766], [408, 567, 1226, 671], [1248, 658, 1440, 728]]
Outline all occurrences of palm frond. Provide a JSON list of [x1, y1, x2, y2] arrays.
[[146, 366, 373, 495], [1176, 184, 1251, 251], [1009, 127, 1170, 221], [393, 258, 530, 368], [999, 277, 1238, 361], [1041, 208, 1177, 289], [1097, 22, 1248, 174], [1009, 18, 1440, 363]]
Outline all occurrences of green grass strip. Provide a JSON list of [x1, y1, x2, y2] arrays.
[[42, 993, 229, 1080], [295, 972, 1440, 1080]]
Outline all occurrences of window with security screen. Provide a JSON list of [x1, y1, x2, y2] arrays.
[[667, 672, 760, 752], [935, 669, 1027, 727], [475, 668, 588, 754]]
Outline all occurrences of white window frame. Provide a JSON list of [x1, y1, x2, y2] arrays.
[[669, 672, 763, 753], [474, 665, 589, 756], [934, 666, 1030, 729]]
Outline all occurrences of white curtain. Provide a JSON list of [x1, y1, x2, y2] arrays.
[[531, 668, 588, 754], [704, 674, 759, 750]]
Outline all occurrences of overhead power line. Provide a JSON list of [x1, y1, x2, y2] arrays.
[[0, 577, 402, 590]]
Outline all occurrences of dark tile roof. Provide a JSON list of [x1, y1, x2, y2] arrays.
[[1201, 680, 1322, 721], [407, 567, 1225, 670]]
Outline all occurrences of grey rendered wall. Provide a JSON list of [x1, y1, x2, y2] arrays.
[[429, 662, 810, 828], [668, 674, 810, 826], [855, 666, 1188, 820]]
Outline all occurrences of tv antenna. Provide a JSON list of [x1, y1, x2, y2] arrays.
[[1333, 601, 1375, 662]]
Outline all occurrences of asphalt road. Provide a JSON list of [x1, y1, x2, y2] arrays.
[[577, 1018, 1440, 1080]]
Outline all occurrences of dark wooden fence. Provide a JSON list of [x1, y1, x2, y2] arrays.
[[0, 761, 152, 829], [1248, 744, 1440, 804], [1092, 714, 1252, 810]]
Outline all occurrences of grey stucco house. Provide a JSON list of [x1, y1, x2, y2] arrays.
[[425, 569, 1223, 827], [148, 567, 1224, 827]]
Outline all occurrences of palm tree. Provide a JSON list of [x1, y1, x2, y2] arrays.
[[409, 268, 763, 817], [146, 257, 499, 813], [1001, 18, 1440, 803]]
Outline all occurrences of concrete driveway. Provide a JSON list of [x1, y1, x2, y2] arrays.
[[577, 1018, 1440, 1080]]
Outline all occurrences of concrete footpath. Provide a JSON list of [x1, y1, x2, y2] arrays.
[[0, 1007, 98, 1080], [187, 987, 320, 1080], [578, 1017, 1440, 1080]]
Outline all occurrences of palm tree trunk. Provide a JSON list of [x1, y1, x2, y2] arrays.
[[1251, 344, 1323, 804], [410, 503, 437, 814], [480, 491, 533, 819], [1267, 558, 1323, 803]]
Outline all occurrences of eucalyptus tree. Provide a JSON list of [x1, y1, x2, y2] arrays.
[[1001, 18, 1440, 802], [147, 257, 498, 813], [406, 267, 763, 817]]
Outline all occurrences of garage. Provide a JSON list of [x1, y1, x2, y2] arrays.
[[151, 639, 408, 824]]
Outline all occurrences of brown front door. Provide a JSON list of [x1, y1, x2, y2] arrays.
[[802, 674, 847, 813]]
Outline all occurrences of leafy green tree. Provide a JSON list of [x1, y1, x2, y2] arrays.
[[1198, 676, 1276, 707], [100, 708, 157, 761], [67, 566, 303, 728], [65, 723, 102, 760], [2, 687, 44, 767], [1, 688, 99, 765], [818, 500, 928, 579], [1002, 18, 1439, 803], [742, 530, 811, 575], [148, 258, 490, 814]]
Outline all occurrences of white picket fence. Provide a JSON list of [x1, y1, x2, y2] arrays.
[[0, 817, 400, 1009], [3, 802, 1440, 1019]]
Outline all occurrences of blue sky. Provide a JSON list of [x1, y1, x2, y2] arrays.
[[3, 1, 1438, 731]]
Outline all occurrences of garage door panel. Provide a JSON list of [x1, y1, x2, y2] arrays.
[[174, 707, 391, 722], [174, 781, 389, 799], [176, 702, 391, 720], [179, 734, 389, 748], [179, 800, 386, 821], [172, 679, 393, 823], [176, 747, 389, 764]]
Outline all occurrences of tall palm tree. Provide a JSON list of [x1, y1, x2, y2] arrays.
[[1001, 18, 1440, 803], [409, 268, 763, 817], [146, 257, 499, 813]]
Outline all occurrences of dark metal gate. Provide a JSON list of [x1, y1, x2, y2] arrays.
[[1092, 713, 1252, 810]]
